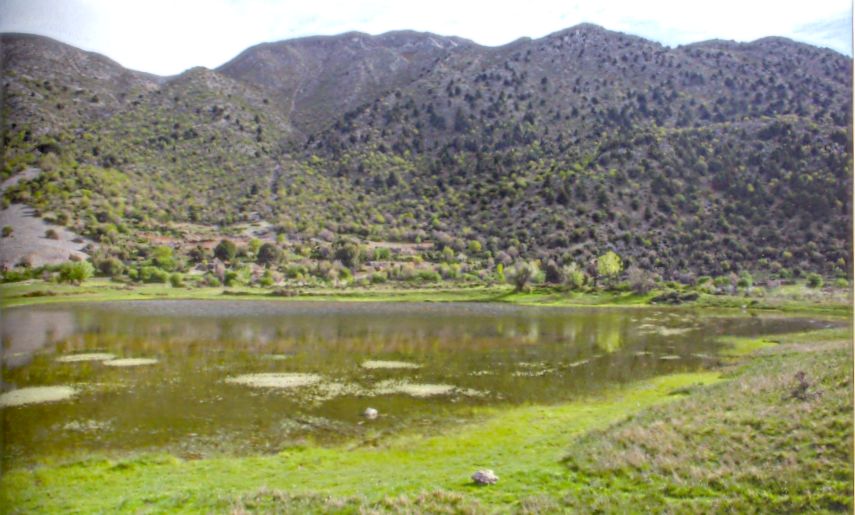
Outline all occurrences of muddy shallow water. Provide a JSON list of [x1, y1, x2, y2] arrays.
[[0, 301, 833, 466]]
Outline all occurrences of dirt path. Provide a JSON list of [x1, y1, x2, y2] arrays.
[[0, 168, 90, 268]]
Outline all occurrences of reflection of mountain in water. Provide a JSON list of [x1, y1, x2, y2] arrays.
[[1, 309, 76, 368]]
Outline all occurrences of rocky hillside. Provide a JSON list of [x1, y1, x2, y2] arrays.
[[1, 25, 851, 279]]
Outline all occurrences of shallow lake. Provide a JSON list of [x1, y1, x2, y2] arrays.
[[0, 301, 834, 467]]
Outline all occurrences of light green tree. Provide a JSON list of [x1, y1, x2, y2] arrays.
[[597, 251, 623, 288]]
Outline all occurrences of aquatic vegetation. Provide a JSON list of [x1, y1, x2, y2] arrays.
[[361, 360, 421, 370], [0, 386, 77, 407], [61, 419, 112, 432], [374, 380, 457, 397], [56, 353, 116, 363], [104, 358, 159, 367], [259, 354, 291, 361], [225, 373, 323, 389]]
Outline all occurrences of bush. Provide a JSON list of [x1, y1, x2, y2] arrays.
[[96, 257, 125, 277], [563, 263, 587, 291], [626, 266, 656, 294], [256, 242, 282, 266], [258, 270, 275, 287], [214, 239, 237, 262], [151, 246, 176, 271], [169, 272, 184, 287], [224, 270, 240, 287], [834, 278, 849, 288], [140, 266, 169, 283], [2, 226, 12, 237], [544, 260, 564, 284], [414, 269, 441, 283], [334, 239, 363, 270], [45, 229, 59, 240], [806, 273, 824, 289], [509, 261, 538, 292], [371, 271, 388, 284], [58, 261, 93, 284], [737, 271, 753, 289]]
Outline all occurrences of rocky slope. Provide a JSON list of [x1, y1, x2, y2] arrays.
[[1, 25, 851, 278]]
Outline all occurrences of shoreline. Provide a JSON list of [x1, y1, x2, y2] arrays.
[[1, 278, 851, 317]]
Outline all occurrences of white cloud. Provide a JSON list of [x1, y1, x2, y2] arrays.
[[1, 0, 850, 75]]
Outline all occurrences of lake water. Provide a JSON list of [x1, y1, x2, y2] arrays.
[[0, 301, 832, 468]]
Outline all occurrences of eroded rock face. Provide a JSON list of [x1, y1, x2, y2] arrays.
[[471, 469, 499, 485]]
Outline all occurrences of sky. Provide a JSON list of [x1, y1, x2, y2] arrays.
[[1, 0, 852, 76]]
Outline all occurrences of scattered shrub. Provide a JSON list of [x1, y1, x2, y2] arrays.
[[806, 273, 824, 289], [58, 261, 93, 284]]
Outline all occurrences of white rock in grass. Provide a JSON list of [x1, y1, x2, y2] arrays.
[[57, 353, 115, 363], [0, 386, 77, 407], [471, 469, 499, 485], [104, 358, 159, 367], [363, 407, 379, 420]]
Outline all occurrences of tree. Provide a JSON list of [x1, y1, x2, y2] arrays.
[[597, 251, 623, 288], [151, 245, 176, 271], [544, 260, 564, 284], [563, 262, 587, 290], [214, 239, 237, 262], [58, 261, 94, 284], [334, 239, 362, 270], [626, 266, 656, 294], [509, 261, 538, 292], [256, 243, 282, 267]]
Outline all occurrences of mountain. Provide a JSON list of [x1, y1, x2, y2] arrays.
[[1, 26, 851, 279], [217, 30, 474, 136]]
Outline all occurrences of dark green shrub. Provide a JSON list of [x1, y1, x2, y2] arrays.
[[224, 270, 240, 287], [2, 226, 12, 237], [214, 239, 237, 262], [256, 243, 282, 266], [806, 273, 824, 288]]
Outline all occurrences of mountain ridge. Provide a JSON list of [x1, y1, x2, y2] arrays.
[[1, 24, 851, 280]]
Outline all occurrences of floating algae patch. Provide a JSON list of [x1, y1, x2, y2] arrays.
[[0, 386, 77, 407], [374, 380, 456, 397], [226, 373, 322, 389], [104, 358, 159, 367], [361, 360, 421, 370], [259, 354, 291, 361], [57, 353, 116, 363]]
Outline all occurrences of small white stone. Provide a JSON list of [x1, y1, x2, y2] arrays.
[[471, 469, 499, 485], [363, 407, 379, 420]]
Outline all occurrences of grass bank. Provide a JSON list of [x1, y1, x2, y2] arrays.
[[1, 278, 850, 316], [1, 327, 851, 513]]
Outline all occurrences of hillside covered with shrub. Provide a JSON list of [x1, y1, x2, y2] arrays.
[[1, 25, 851, 287]]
